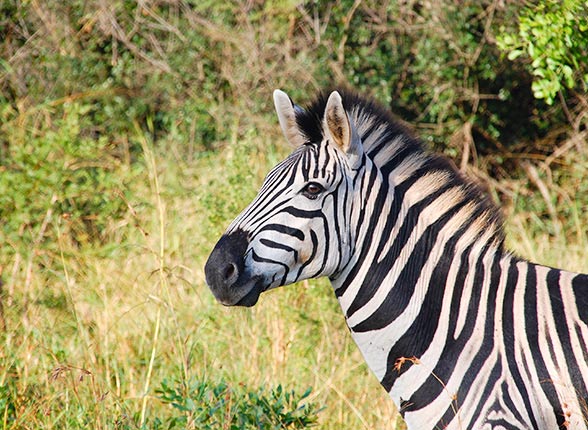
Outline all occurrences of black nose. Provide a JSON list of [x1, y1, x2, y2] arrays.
[[205, 230, 249, 297]]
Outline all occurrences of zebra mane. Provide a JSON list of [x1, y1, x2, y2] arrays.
[[295, 89, 506, 248]]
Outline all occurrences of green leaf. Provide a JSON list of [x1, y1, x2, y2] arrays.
[[507, 49, 524, 60]]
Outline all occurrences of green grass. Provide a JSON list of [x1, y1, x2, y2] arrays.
[[1, 127, 587, 430]]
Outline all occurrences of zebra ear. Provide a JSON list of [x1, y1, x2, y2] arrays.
[[324, 91, 361, 159], [273, 89, 306, 147]]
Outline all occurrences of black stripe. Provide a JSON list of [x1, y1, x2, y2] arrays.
[[325, 181, 344, 274], [574, 324, 588, 402], [280, 206, 323, 219], [352, 156, 365, 188], [546, 269, 588, 402], [499, 380, 528, 428], [312, 145, 320, 178], [302, 148, 311, 182], [573, 274, 588, 325], [320, 144, 330, 178], [257, 223, 305, 241], [502, 257, 539, 429], [296, 229, 319, 280], [524, 263, 565, 427], [259, 238, 298, 261], [311, 216, 331, 279]]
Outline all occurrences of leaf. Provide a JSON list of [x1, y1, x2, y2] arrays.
[[507, 49, 524, 60]]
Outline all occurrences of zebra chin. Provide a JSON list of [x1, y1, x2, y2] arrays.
[[204, 229, 268, 307], [215, 275, 266, 307]]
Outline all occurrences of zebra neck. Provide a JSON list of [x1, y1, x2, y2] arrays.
[[330, 172, 506, 388], [330, 233, 504, 422], [329, 140, 510, 398]]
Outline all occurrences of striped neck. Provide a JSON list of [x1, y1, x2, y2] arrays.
[[329, 136, 507, 411]]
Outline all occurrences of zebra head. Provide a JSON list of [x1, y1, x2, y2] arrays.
[[205, 90, 367, 307]]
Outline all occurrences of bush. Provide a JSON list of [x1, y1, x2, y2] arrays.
[[0, 101, 134, 259], [155, 379, 320, 430], [2, 1, 584, 170], [497, 0, 588, 105]]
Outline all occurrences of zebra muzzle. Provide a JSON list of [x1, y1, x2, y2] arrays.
[[205, 230, 264, 307]]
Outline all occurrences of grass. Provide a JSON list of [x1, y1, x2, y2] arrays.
[[0, 129, 399, 429], [1, 126, 586, 430]]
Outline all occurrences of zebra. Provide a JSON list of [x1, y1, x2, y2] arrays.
[[204, 88, 588, 429]]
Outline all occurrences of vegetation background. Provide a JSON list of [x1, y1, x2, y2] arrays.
[[1, 0, 587, 429]]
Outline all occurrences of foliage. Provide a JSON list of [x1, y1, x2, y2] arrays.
[[155, 379, 319, 429], [1, 1, 585, 189], [296, 1, 555, 160], [497, 0, 588, 105], [2, 0, 584, 166], [0, 102, 134, 257]]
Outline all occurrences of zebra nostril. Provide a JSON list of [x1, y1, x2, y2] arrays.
[[205, 230, 249, 292], [223, 263, 238, 283]]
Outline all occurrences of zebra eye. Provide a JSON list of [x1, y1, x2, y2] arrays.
[[301, 182, 324, 199]]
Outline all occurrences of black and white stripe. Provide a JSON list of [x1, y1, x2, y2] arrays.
[[205, 89, 588, 429]]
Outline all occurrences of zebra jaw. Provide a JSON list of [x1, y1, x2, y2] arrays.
[[204, 230, 268, 307]]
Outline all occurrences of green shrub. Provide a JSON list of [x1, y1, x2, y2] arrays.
[[497, 0, 588, 105], [0, 101, 134, 258], [155, 379, 320, 430], [2, 0, 584, 175]]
